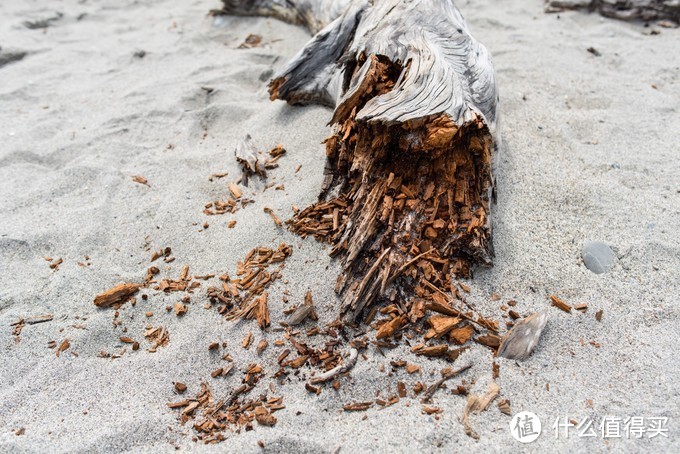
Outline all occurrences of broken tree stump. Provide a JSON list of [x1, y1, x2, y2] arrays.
[[221, 0, 500, 322], [545, 0, 680, 23]]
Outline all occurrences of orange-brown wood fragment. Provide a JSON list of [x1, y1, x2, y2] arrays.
[[449, 324, 474, 345], [343, 402, 373, 411], [56, 339, 70, 357], [376, 315, 407, 339], [415, 345, 448, 357], [476, 334, 501, 349], [94, 283, 141, 308], [425, 315, 460, 339], [288, 355, 309, 369], [550, 295, 572, 313], [229, 182, 243, 199], [256, 293, 270, 329], [242, 332, 253, 349]]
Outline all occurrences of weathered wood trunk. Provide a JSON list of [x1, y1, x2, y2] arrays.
[[222, 0, 500, 322], [545, 0, 680, 23], [219, 0, 351, 34]]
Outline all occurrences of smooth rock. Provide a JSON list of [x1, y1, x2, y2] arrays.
[[582, 241, 617, 274]]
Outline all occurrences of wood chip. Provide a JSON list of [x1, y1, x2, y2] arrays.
[[229, 182, 243, 199], [239, 34, 263, 49], [376, 315, 406, 339], [174, 302, 188, 316], [497, 398, 511, 415], [475, 334, 501, 349], [132, 175, 149, 186], [406, 364, 421, 374], [343, 402, 373, 411], [449, 324, 474, 345], [425, 315, 460, 339], [550, 295, 572, 313], [263, 207, 282, 227], [56, 339, 70, 357], [242, 332, 253, 349], [94, 283, 141, 308], [415, 345, 448, 357], [175, 382, 187, 393], [288, 355, 309, 369], [254, 406, 277, 426]]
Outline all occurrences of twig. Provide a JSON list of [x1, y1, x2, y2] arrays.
[[309, 348, 358, 384], [422, 363, 472, 402]]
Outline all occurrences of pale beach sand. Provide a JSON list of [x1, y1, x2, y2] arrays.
[[0, 0, 679, 452]]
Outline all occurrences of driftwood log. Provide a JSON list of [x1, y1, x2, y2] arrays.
[[221, 0, 499, 322], [545, 0, 680, 23]]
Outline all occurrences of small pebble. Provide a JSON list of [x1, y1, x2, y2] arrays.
[[582, 241, 616, 274]]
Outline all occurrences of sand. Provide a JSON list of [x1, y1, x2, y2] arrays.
[[1, 0, 678, 452]]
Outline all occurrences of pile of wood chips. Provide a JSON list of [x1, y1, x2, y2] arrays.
[[206, 243, 292, 329], [168, 382, 284, 443]]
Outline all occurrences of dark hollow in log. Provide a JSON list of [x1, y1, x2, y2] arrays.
[[545, 0, 680, 23], [222, 0, 500, 322]]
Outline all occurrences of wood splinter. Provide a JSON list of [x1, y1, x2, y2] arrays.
[[94, 283, 141, 308]]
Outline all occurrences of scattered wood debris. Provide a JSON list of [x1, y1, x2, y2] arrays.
[[144, 326, 169, 352], [595, 309, 603, 322], [168, 382, 284, 442], [206, 244, 291, 329]]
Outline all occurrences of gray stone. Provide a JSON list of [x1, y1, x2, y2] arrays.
[[582, 241, 617, 274]]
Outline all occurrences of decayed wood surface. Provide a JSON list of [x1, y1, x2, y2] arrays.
[[223, 0, 499, 322], [545, 0, 680, 23]]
